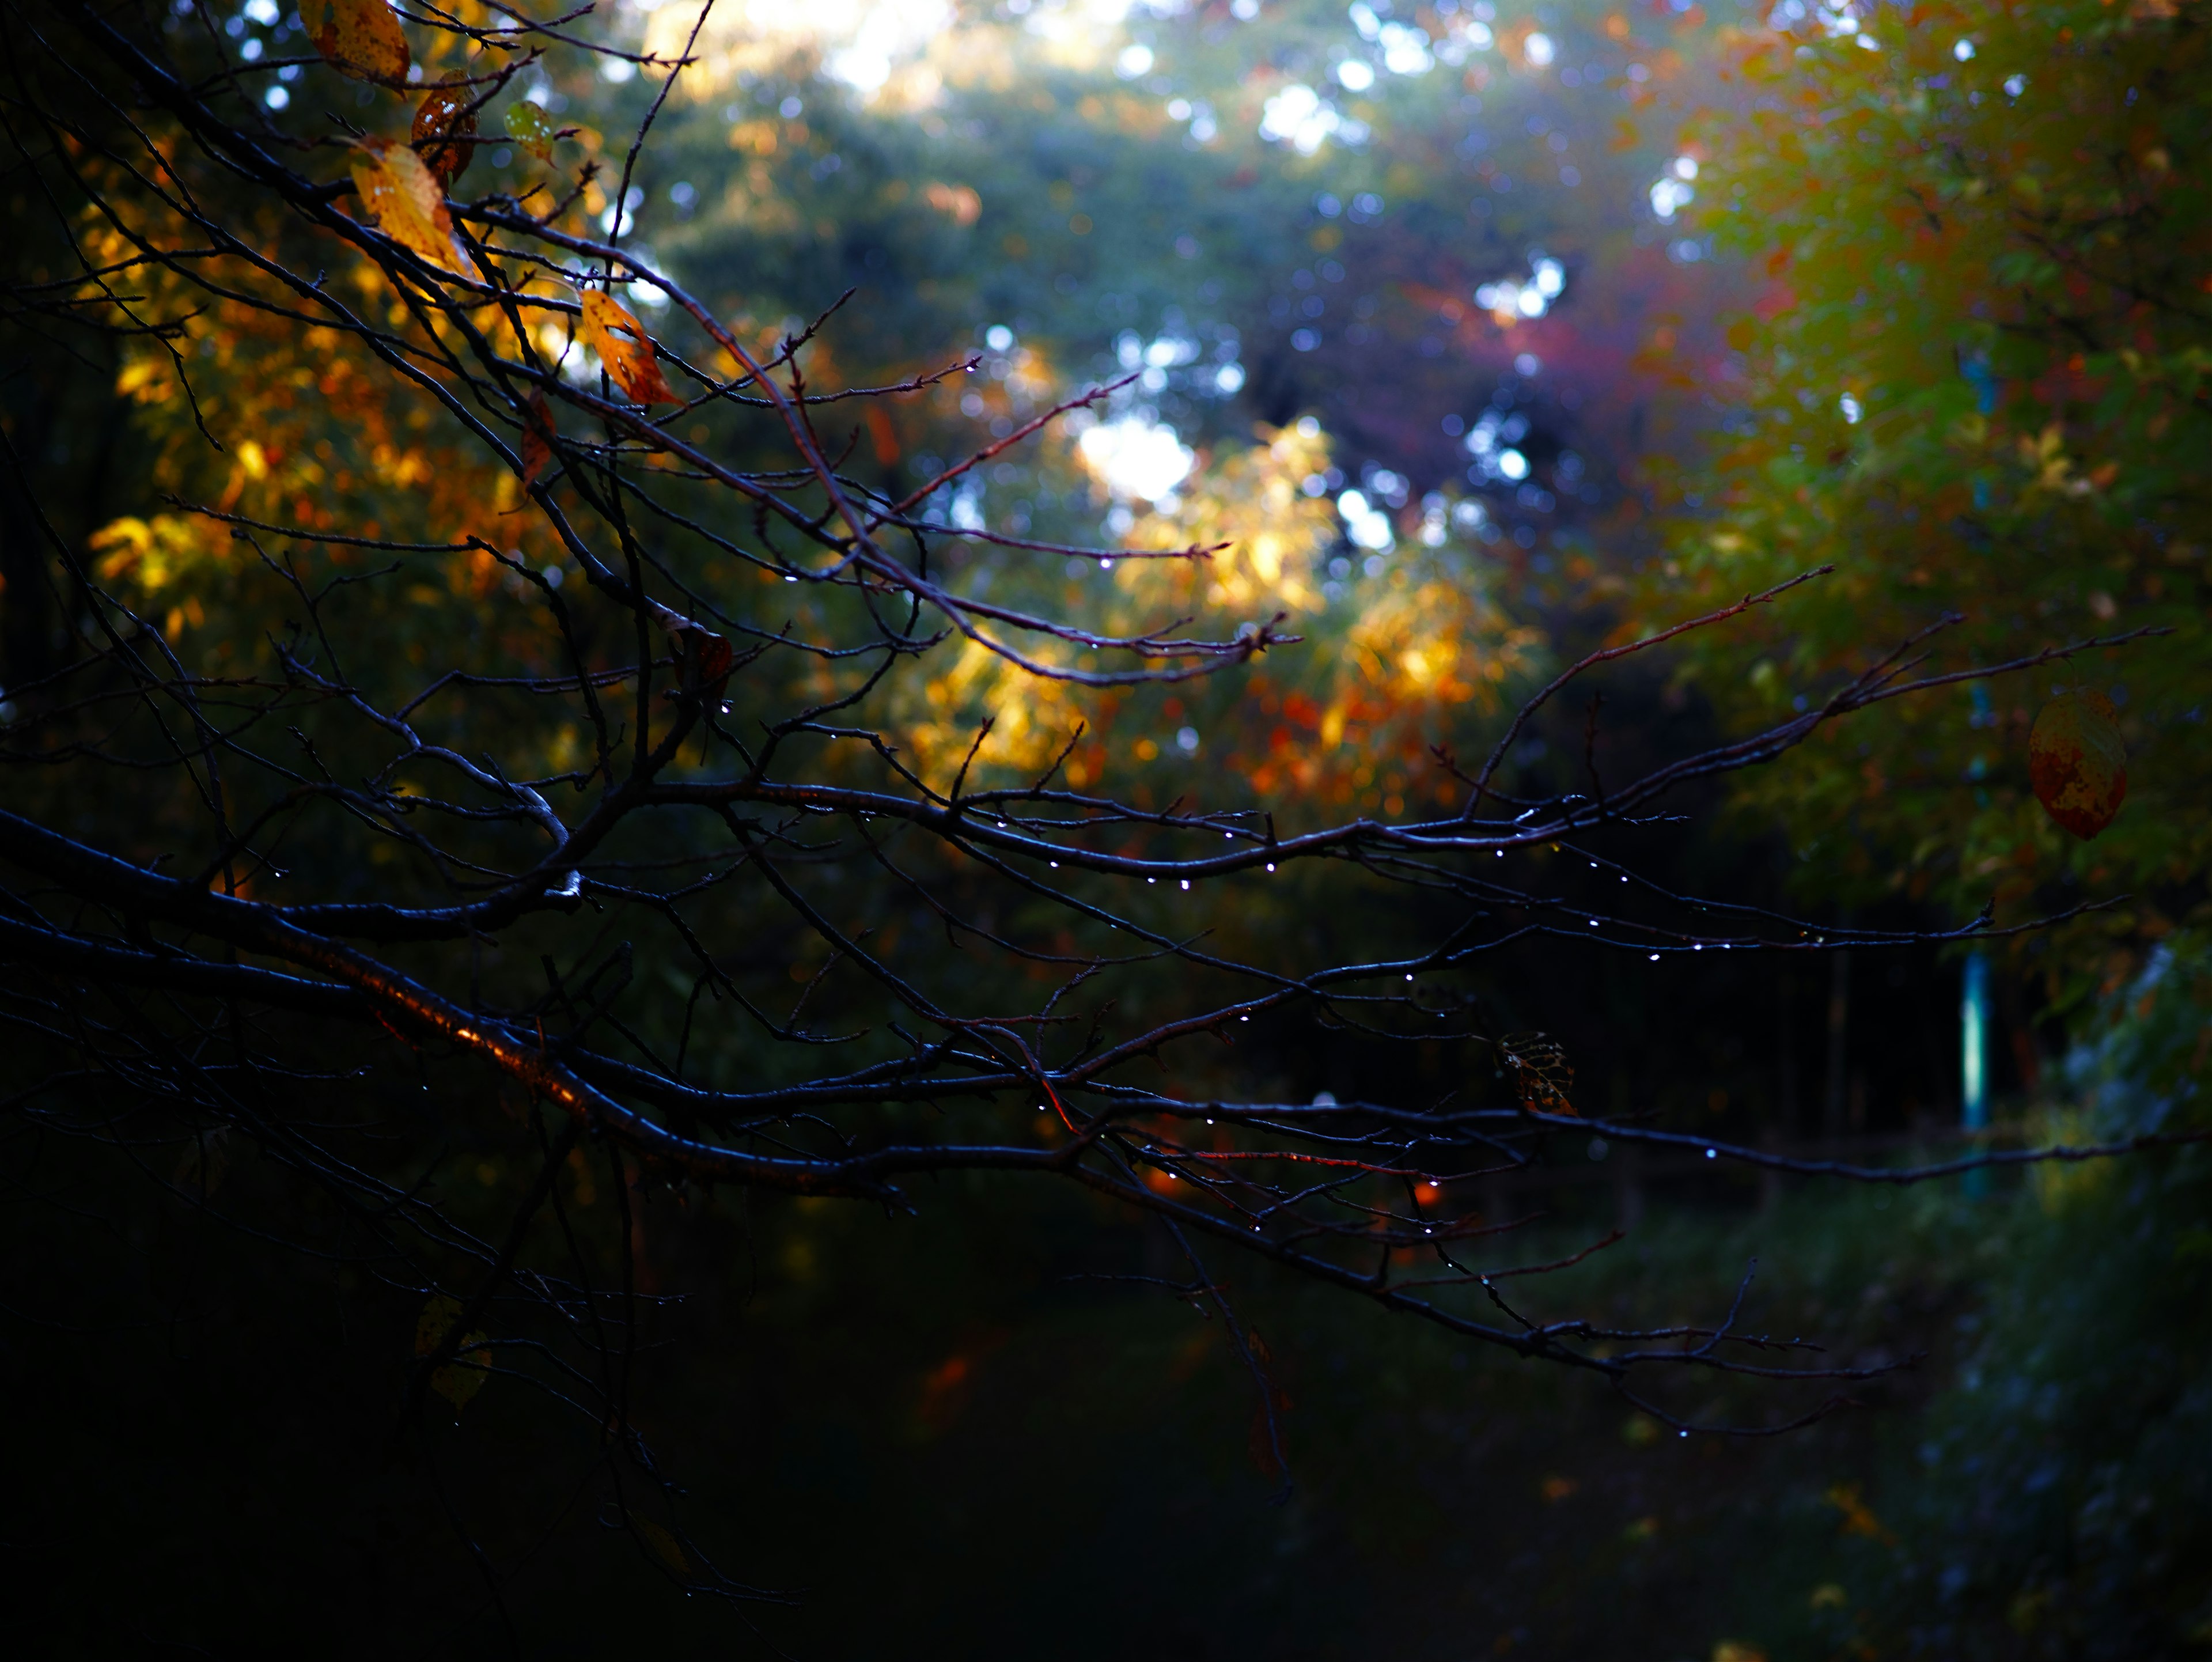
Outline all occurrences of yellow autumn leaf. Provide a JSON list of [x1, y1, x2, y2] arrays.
[[579, 290, 677, 405], [414, 1293, 464, 1356], [414, 1293, 492, 1410], [349, 139, 469, 275], [633, 1515, 690, 1577], [431, 1337, 491, 1409], [310, 0, 408, 84]]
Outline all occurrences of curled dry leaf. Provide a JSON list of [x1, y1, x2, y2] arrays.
[[349, 138, 469, 275], [648, 600, 736, 699], [310, 0, 408, 84], [1501, 1031, 1575, 1115], [502, 99, 559, 164], [412, 85, 477, 191], [677, 627, 736, 698], [579, 289, 677, 406], [518, 389, 555, 484], [2029, 689, 2128, 840]]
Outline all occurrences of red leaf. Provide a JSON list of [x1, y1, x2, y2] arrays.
[[518, 390, 555, 484], [2029, 690, 2127, 841]]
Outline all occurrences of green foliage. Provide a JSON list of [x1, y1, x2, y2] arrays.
[[1652, 0, 2211, 996], [1836, 939, 2212, 1657]]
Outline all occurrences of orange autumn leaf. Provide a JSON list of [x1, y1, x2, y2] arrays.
[[412, 85, 478, 191], [579, 290, 677, 406], [349, 138, 469, 275], [2029, 690, 2128, 841], [311, 0, 408, 84]]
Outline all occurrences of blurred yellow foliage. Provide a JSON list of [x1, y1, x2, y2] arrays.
[[879, 418, 1539, 816]]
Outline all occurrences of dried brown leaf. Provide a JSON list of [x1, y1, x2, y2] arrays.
[[412, 85, 477, 191], [1501, 1031, 1575, 1115], [518, 389, 555, 484]]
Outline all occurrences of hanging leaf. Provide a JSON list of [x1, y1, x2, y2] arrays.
[[579, 290, 677, 405], [646, 600, 735, 699], [172, 1127, 230, 1201], [1500, 1031, 1575, 1115], [671, 622, 734, 696], [1242, 1327, 1292, 1479], [414, 1293, 464, 1356], [414, 1293, 492, 1411], [518, 389, 555, 484], [349, 138, 469, 275], [2029, 690, 2128, 840], [310, 0, 409, 85], [430, 1337, 491, 1409], [502, 99, 559, 164], [412, 85, 478, 191], [632, 1515, 690, 1578]]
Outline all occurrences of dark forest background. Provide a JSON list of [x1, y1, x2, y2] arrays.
[[3, 0, 2207, 1656]]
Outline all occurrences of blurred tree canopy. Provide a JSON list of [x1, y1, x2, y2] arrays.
[[1646, 0, 2208, 1005]]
